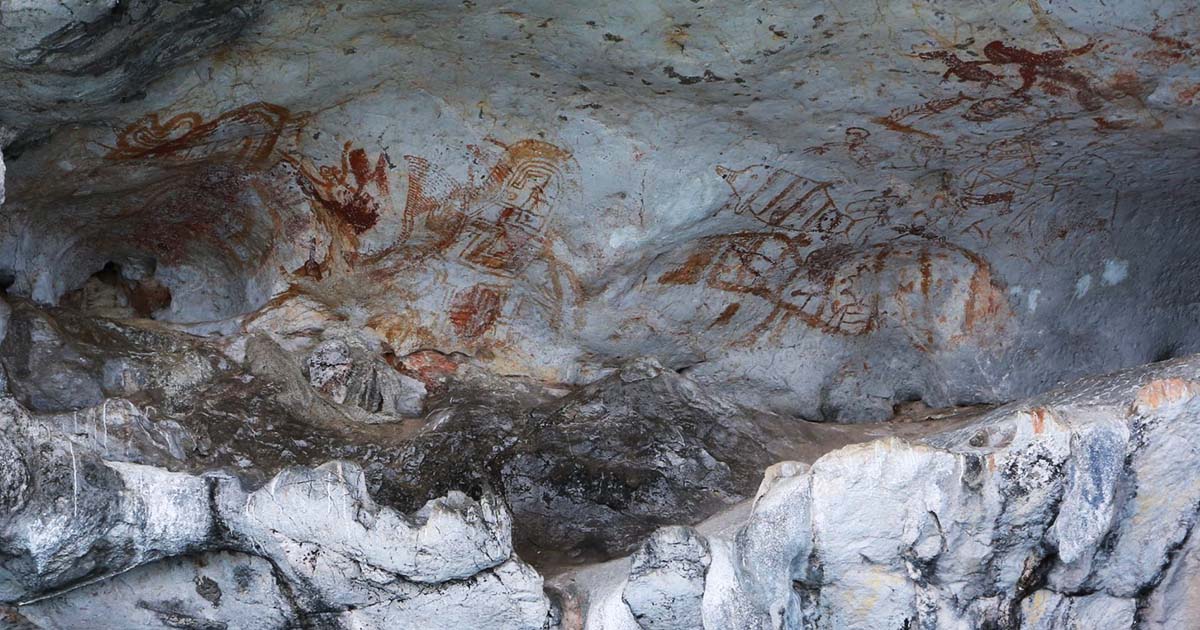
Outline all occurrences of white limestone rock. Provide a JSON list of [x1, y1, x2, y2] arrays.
[[19, 551, 296, 630], [1142, 521, 1200, 628], [227, 461, 511, 583], [330, 559, 551, 630], [0, 398, 213, 603], [209, 462, 550, 629], [734, 461, 812, 629], [1050, 390, 1200, 596], [1018, 590, 1136, 630], [597, 357, 1200, 629], [622, 526, 710, 630], [306, 338, 427, 418]]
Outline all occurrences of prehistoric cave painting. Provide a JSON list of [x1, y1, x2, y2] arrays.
[[960, 139, 1035, 220], [884, 241, 1011, 351], [105, 102, 308, 167], [938, 137, 1118, 248], [872, 92, 973, 139], [448, 284, 505, 339], [985, 41, 1095, 91], [991, 41, 1103, 110], [101, 102, 324, 282], [391, 139, 579, 341], [1040, 150, 1120, 241], [104, 103, 582, 342], [918, 49, 1004, 87], [918, 39, 1101, 112], [98, 165, 292, 277], [291, 141, 392, 235], [1125, 21, 1196, 69], [715, 164, 886, 244], [660, 231, 876, 337], [804, 127, 887, 168], [447, 140, 575, 276], [799, 115, 1116, 253], [962, 96, 1029, 122], [508, 236, 587, 334], [377, 139, 578, 276], [400, 155, 472, 250], [693, 165, 886, 337], [715, 165, 837, 230], [660, 231, 1009, 344], [670, 154, 1025, 344]]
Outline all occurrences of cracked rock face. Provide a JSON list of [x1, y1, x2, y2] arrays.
[[0, 0, 1199, 628], [577, 359, 1200, 630]]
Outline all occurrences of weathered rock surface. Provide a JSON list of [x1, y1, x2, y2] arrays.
[[622, 526, 710, 630], [1, 0, 1199, 627], [392, 356, 796, 564], [20, 551, 295, 630], [0, 393, 551, 628], [0, 300, 797, 567], [0, 300, 221, 413], [0, 308, 1198, 628], [305, 338, 426, 417], [576, 356, 1200, 629]]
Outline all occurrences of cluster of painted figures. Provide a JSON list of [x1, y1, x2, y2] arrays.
[[94, 34, 1132, 350]]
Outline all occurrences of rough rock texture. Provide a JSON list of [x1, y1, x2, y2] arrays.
[[622, 526, 710, 630], [0, 297, 1198, 628], [576, 357, 1200, 629], [0, 301, 804, 566], [391, 355, 797, 564], [20, 552, 296, 630], [305, 338, 426, 417], [0, 393, 550, 628], [1, 1, 1200, 628]]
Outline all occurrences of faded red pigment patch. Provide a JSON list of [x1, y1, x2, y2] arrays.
[[448, 285, 504, 339], [384, 349, 462, 393], [294, 142, 390, 235], [1030, 408, 1048, 434], [1133, 378, 1200, 414], [709, 302, 741, 328], [398, 350, 460, 379]]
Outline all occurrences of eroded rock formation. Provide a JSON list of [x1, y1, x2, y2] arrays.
[[0, 0, 1198, 628], [569, 360, 1200, 629]]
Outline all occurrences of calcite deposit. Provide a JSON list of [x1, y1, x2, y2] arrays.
[[0, 0, 1198, 628]]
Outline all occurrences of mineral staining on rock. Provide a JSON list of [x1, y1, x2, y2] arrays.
[[0, 0, 1199, 628], [2, 0, 1196, 420]]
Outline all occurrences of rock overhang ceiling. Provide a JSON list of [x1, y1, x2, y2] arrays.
[[2, 1, 1199, 421], [1, 1, 1200, 628]]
